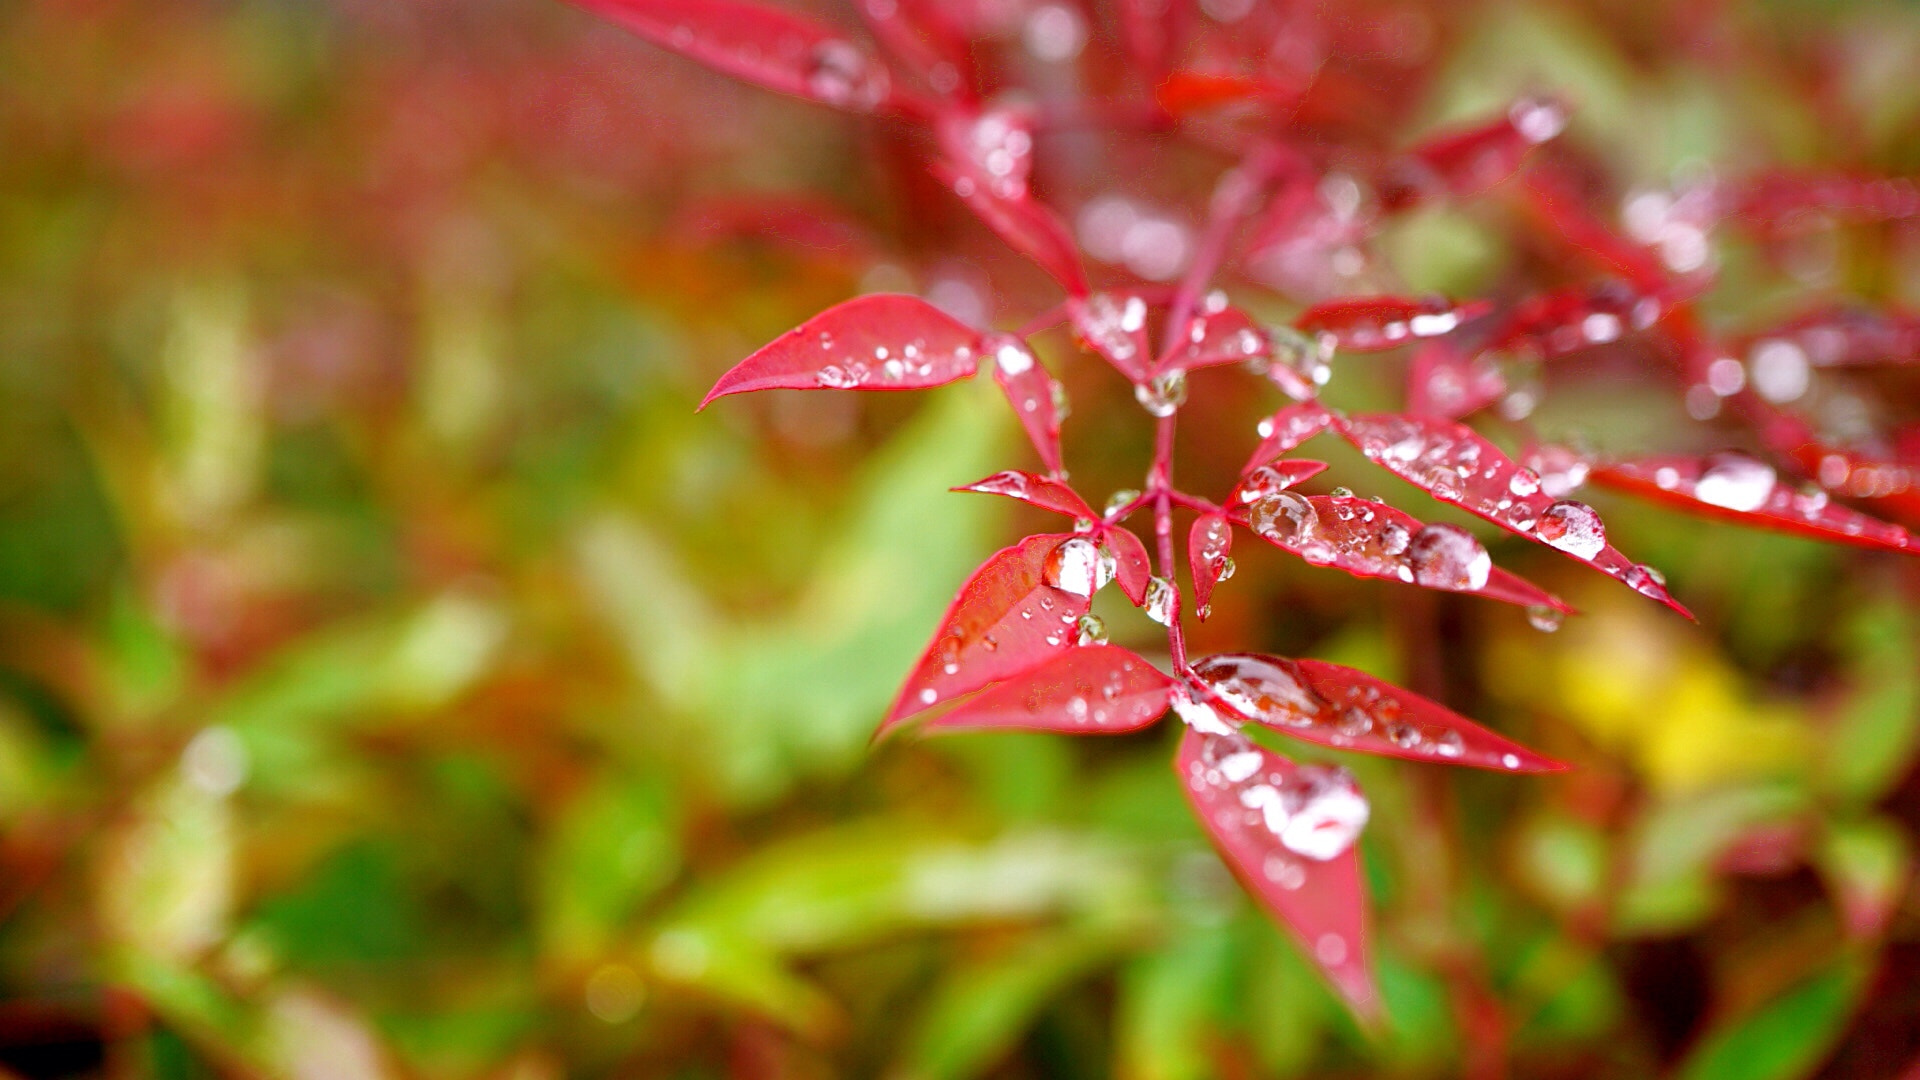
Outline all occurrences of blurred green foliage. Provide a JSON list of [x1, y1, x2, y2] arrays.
[[3, 0, 1919, 1077]]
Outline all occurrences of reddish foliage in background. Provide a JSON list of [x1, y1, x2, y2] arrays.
[[574, 0, 1920, 1018]]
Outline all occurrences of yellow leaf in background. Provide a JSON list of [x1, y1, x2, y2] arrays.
[[1486, 587, 1810, 794]]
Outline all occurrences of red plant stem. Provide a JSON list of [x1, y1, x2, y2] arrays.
[[1149, 413, 1190, 670]]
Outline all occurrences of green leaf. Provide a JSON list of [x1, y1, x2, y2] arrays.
[[1672, 961, 1867, 1080], [895, 926, 1125, 1080], [1821, 600, 1920, 802]]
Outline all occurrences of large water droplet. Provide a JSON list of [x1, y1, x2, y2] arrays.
[[1249, 491, 1318, 545], [1526, 604, 1564, 632], [1191, 654, 1321, 727], [816, 364, 859, 388], [1144, 576, 1177, 625], [1134, 369, 1188, 417], [1406, 523, 1491, 590], [1075, 613, 1108, 646], [992, 336, 1035, 376], [1535, 500, 1606, 559], [1265, 766, 1370, 861], [1694, 452, 1777, 512], [1044, 538, 1102, 596]]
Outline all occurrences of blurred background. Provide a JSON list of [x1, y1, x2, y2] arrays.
[[3, 0, 1920, 1076]]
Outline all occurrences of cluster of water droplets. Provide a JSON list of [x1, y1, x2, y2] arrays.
[[813, 330, 958, 389], [959, 106, 1034, 200], [804, 39, 891, 111], [1243, 488, 1494, 590], [1072, 292, 1148, 367], [1187, 732, 1369, 861]]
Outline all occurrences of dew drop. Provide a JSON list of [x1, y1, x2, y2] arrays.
[[1274, 766, 1370, 861], [1250, 491, 1318, 545], [1694, 452, 1777, 512], [993, 336, 1035, 376], [1216, 555, 1236, 582], [1144, 576, 1177, 625], [1526, 604, 1564, 633], [1406, 523, 1491, 590], [816, 364, 858, 389], [1535, 500, 1606, 559], [919, 688, 938, 705], [1043, 538, 1103, 597], [1134, 369, 1189, 417], [1191, 654, 1321, 727], [1075, 613, 1108, 646]]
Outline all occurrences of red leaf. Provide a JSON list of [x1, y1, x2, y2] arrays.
[[1229, 493, 1569, 612], [1295, 295, 1491, 352], [1244, 402, 1335, 472], [881, 533, 1094, 733], [1408, 97, 1567, 198], [936, 161, 1088, 295], [1731, 305, 1920, 369], [1104, 526, 1154, 607], [917, 645, 1174, 734], [1175, 728, 1380, 1021], [1068, 292, 1154, 382], [1493, 282, 1662, 359], [1335, 413, 1690, 617], [573, 0, 896, 114], [984, 333, 1068, 477], [1191, 653, 1567, 772], [699, 294, 983, 408], [1592, 453, 1915, 555], [953, 469, 1095, 520], [1189, 513, 1234, 618], [1230, 459, 1330, 506], [1519, 170, 1673, 293]]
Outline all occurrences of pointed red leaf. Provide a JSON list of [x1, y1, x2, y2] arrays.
[[1229, 460, 1330, 506], [1592, 453, 1915, 555], [953, 470, 1095, 520], [1493, 282, 1662, 359], [1244, 402, 1335, 472], [1190, 654, 1566, 772], [1519, 170, 1673, 293], [1189, 513, 1234, 619], [881, 533, 1094, 733], [699, 294, 983, 408], [984, 333, 1067, 477], [1294, 295, 1491, 352], [1068, 292, 1154, 382], [1335, 413, 1691, 617], [936, 161, 1088, 296], [1731, 305, 1920, 369], [1103, 526, 1154, 607], [1408, 97, 1567, 198], [1175, 729, 1380, 1021], [1229, 493, 1569, 612], [573, 0, 897, 114], [918, 645, 1174, 734]]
